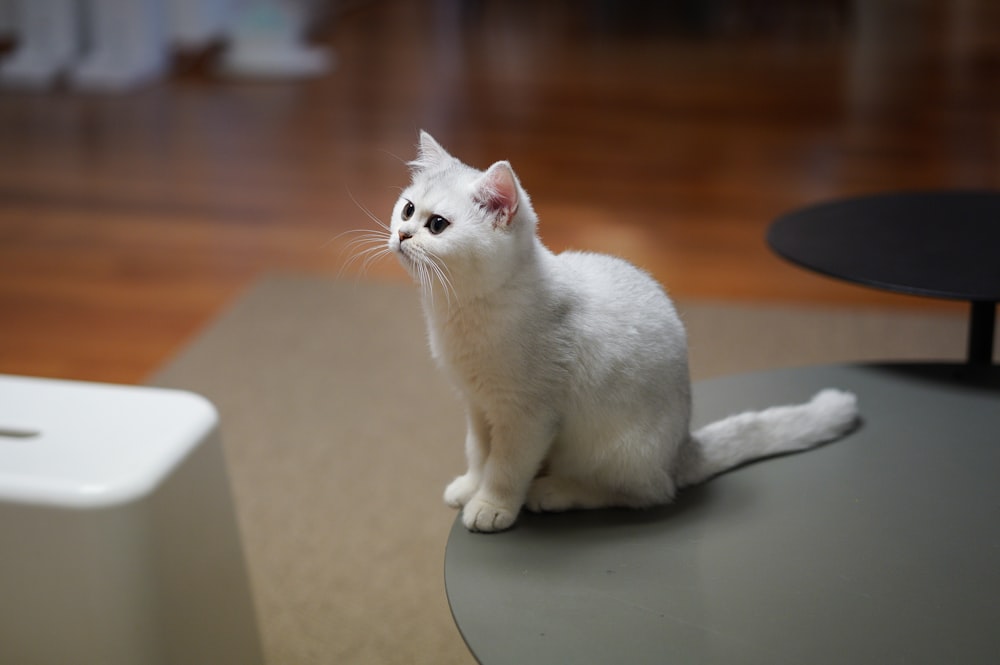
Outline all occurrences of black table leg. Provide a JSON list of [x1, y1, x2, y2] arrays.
[[967, 300, 996, 366]]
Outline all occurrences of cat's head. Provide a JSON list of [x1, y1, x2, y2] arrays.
[[389, 132, 536, 302]]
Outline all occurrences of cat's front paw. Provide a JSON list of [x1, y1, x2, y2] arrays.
[[462, 494, 519, 532], [444, 473, 479, 509]]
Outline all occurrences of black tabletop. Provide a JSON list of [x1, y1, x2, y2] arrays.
[[767, 191, 1000, 302]]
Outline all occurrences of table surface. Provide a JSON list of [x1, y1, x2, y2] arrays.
[[767, 190, 1000, 302], [444, 363, 1000, 665]]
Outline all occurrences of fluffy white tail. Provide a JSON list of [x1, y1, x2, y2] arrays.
[[675, 389, 859, 488]]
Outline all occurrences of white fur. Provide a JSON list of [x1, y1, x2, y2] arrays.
[[388, 132, 859, 532]]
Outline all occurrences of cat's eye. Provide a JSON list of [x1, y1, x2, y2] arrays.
[[401, 200, 415, 220], [426, 215, 450, 235]]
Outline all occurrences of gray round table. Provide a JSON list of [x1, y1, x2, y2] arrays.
[[444, 363, 1000, 664]]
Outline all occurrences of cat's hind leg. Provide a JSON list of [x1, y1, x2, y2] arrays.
[[525, 462, 676, 513], [525, 475, 632, 513], [526, 423, 679, 513]]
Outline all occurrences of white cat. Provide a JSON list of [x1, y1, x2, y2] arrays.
[[388, 132, 859, 533]]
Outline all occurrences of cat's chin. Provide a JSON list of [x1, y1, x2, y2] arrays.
[[395, 258, 430, 290], [392, 248, 415, 271]]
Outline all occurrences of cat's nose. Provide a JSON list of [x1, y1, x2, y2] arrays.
[[398, 230, 412, 243]]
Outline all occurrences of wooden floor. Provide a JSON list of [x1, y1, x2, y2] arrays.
[[1, 0, 997, 384]]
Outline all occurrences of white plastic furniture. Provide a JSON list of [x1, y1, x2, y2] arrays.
[[0, 374, 263, 665]]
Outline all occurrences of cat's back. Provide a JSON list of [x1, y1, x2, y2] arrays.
[[551, 249, 686, 360], [551, 248, 688, 401], [554, 250, 676, 317]]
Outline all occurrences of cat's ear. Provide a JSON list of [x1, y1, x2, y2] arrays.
[[409, 131, 452, 172], [475, 161, 519, 228]]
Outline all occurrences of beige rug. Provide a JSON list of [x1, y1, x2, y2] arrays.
[[150, 275, 985, 665]]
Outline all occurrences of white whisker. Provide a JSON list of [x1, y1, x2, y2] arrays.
[[335, 228, 392, 279], [341, 231, 387, 255], [377, 149, 408, 167], [347, 187, 390, 232], [323, 225, 385, 250], [361, 247, 392, 273], [425, 252, 457, 308], [332, 187, 398, 280], [416, 261, 434, 308]]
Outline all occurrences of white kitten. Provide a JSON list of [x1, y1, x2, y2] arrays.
[[389, 132, 859, 533]]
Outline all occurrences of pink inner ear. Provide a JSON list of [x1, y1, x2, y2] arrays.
[[479, 162, 519, 225]]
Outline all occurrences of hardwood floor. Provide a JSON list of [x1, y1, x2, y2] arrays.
[[1, 0, 997, 384]]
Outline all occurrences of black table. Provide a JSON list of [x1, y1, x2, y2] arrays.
[[767, 191, 1000, 365]]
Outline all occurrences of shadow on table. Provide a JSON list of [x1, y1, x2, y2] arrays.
[[858, 362, 1000, 391], [497, 481, 729, 544]]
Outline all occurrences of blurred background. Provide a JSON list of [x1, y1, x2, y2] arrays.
[[1, 0, 998, 384]]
